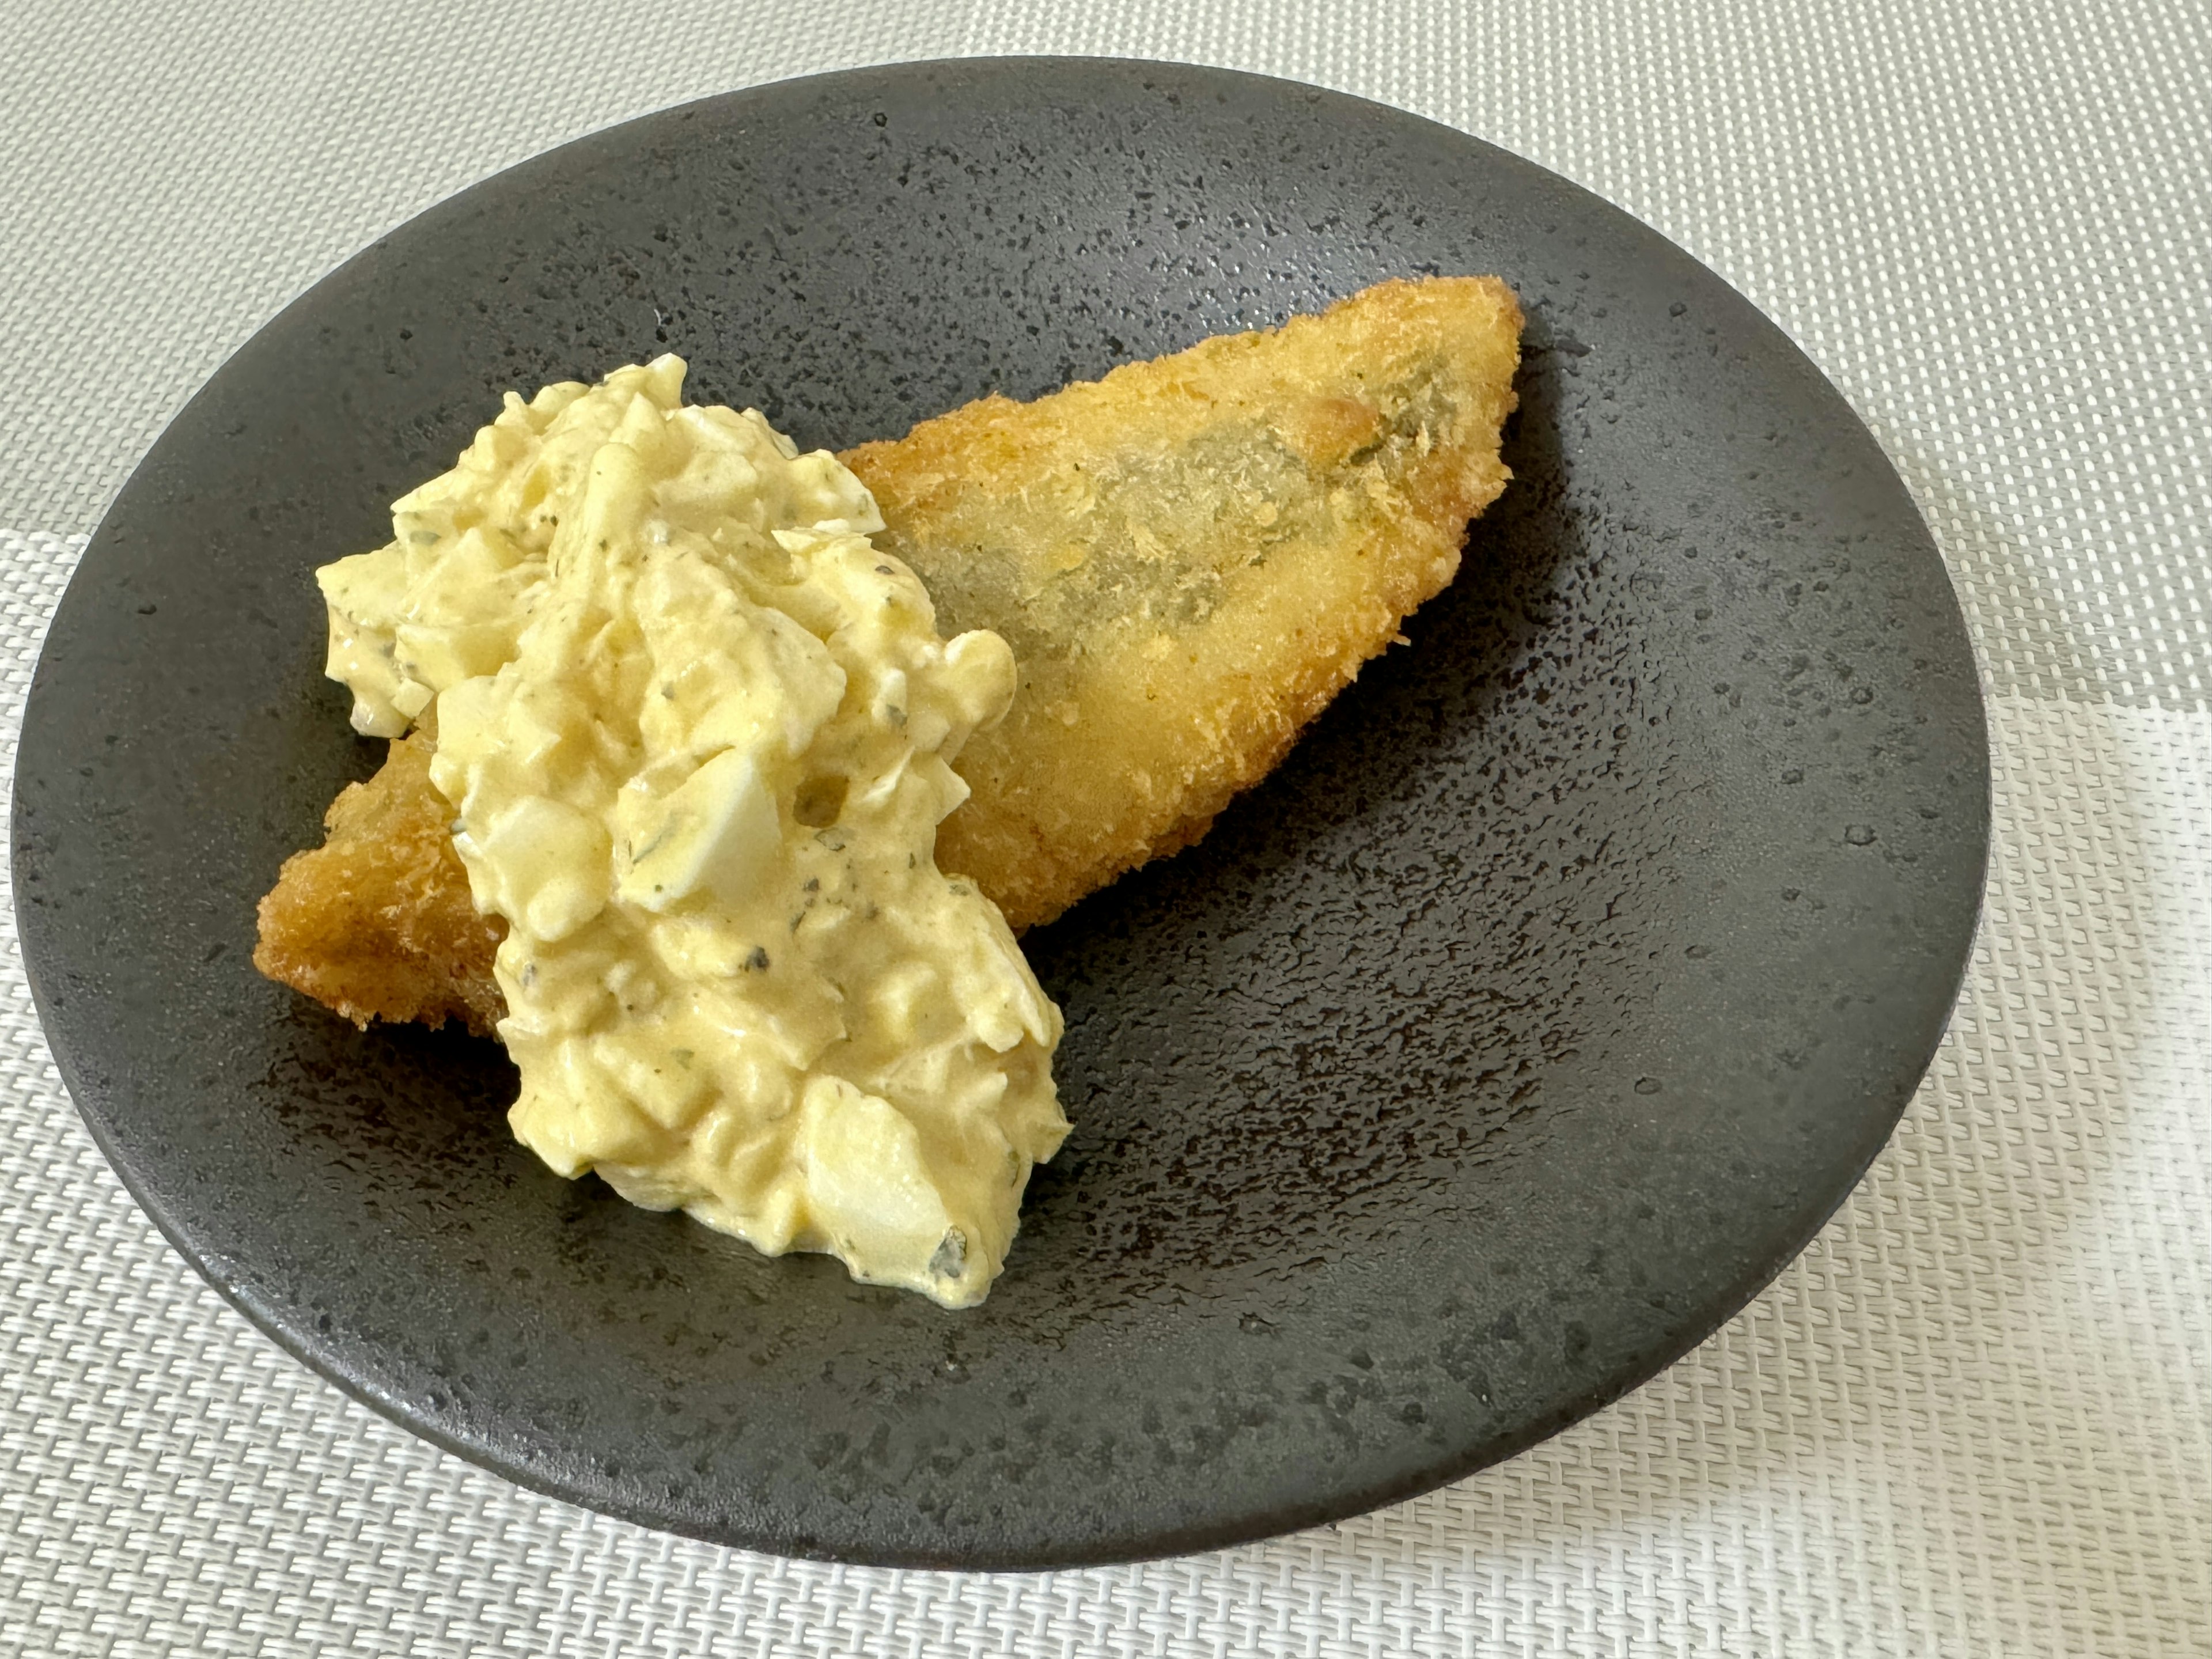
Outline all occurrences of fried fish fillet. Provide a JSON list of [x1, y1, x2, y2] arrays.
[[848, 275, 1522, 929], [255, 275, 1522, 1032]]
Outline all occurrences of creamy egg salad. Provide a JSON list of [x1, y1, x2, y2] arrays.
[[316, 357, 1068, 1307]]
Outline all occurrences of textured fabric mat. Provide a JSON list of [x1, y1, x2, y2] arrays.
[[4, 0, 2209, 1653]]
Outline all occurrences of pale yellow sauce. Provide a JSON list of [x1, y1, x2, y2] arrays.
[[317, 357, 1067, 1306]]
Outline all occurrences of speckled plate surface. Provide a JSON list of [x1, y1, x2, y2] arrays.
[[12, 59, 1987, 1569]]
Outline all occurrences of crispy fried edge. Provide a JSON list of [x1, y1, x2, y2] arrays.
[[252, 728, 506, 1034]]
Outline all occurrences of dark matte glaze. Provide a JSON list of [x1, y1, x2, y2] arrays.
[[11, 60, 1987, 1570]]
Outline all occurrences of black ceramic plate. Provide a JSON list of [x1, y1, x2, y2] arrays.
[[13, 59, 1986, 1570]]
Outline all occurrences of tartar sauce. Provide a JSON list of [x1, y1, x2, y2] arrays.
[[317, 357, 1067, 1306]]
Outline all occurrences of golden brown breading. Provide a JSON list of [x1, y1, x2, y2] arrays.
[[848, 275, 1522, 926], [253, 728, 506, 1034], [255, 275, 1521, 1024]]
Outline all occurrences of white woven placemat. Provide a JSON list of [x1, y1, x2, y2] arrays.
[[3, 1, 2207, 1654]]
